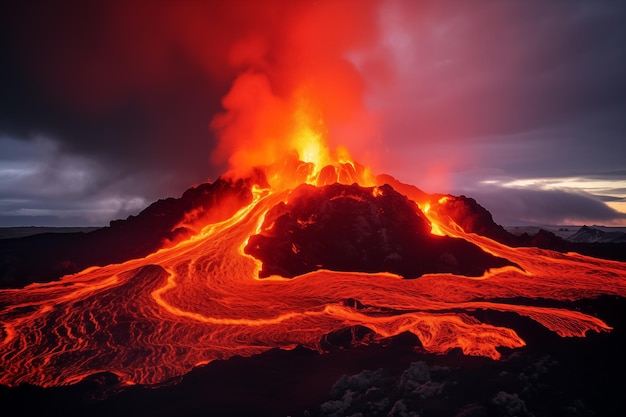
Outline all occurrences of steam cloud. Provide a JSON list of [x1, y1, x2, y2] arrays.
[[208, 0, 384, 175]]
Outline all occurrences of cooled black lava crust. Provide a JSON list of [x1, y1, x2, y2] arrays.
[[245, 183, 513, 278]]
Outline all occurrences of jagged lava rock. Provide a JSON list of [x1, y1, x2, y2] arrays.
[[245, 183, 512, 278]]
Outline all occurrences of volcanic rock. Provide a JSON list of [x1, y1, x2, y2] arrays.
[[376, 174, 518, 245], [431, 194, 515, 244], [244, 183, 512, 278]]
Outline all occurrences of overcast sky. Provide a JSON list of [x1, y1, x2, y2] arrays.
[[1, 0, 625, 227]]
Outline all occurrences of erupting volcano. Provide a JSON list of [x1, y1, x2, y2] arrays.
[[1, 105, 626, 390]]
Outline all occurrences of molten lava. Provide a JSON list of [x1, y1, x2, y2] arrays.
[[1, 125, 626, 388]]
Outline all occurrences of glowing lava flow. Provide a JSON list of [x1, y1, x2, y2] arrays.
[[1, 159, 626, 387]]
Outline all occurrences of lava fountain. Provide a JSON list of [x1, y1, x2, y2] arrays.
[[1, 105, 626, 388]]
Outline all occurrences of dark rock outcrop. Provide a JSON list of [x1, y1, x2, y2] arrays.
[[376, 174, 519, 245], [244, 183, 512, 278], [432, 194, 516, 244]]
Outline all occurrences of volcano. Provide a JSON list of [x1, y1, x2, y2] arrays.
[[1, 155, 626, 394]]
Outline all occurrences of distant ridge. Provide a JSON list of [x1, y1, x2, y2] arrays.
[[0, 227, 100, 240], [567, 225, 626, 243]]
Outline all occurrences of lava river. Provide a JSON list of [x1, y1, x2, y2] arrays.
[[1, 182, 626, 387]]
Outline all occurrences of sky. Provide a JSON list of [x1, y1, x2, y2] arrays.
[[1, 0, 625, 227]]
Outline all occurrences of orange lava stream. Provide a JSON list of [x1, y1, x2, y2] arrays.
[[1, 182, 626, 387]]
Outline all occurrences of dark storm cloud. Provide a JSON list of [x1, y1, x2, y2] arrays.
[[0, 3, 230, 192], [597, 195, 626, 203], [0, 4, 226, 224], [380, 1, 626, 191], [0, 136, 148, 226], [470, 186, 626, 226]]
